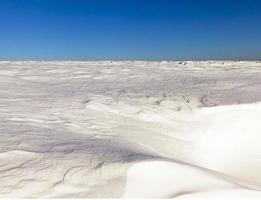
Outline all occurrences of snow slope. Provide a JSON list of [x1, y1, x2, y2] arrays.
[[0, 61, 261, 198]]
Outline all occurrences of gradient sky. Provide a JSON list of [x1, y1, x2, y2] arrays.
[[0, 0, 261, 60]]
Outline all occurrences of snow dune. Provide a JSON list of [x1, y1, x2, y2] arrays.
[[0, 61, 261, 198], [124, 102, 261, 198]]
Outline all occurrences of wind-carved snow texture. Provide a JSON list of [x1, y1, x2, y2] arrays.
[[0, 61, 261, 198]]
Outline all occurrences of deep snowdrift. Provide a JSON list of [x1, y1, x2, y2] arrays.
[[0, 61, 261, 198]]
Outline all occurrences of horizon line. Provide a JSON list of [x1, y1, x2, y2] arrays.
[[0, 59, 261, 62]]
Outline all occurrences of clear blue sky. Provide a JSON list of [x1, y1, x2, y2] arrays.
[[0, 0, 261, 60]]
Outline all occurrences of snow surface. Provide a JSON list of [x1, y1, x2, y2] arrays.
[[0, 61, 261, 198]]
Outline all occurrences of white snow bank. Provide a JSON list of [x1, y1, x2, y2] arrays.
[[123, 102, 261, 198], [124, 161, 261, 198], [189, 103, 261, 189]]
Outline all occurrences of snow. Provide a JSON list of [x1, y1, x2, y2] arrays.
[[0, 61, 261, 198]]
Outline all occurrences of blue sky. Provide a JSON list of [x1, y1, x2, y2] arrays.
[[0, 0, 260, 60]]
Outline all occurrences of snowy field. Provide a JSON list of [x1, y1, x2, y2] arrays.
[[0, 61, 261, 198]]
